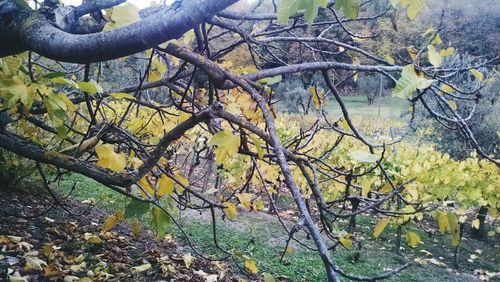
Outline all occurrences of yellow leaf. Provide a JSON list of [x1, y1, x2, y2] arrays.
[[223, 202, 239, 220], [447, 212, 460, 246], [23, 254, 47, 271], [131, 263, 151, 273], [379, 183, 393, 194], [406, 0, 426, 20], [407, 47, 418, 61], [447, 100, 458, 111], [59, 135, 100, 155], [209, 131, 241, 164], [308, 87, 326, 109], [405, 231, 421, 247], [245, 259, 258, 274], [339, 117, 351, 132], [352, 57, 360, 81], [101, 210, 124, 232], [253, 199, 266, 211], [148, 57, 167, 82], [249, 135, 264, 160], [104, 3, 140, 31], [182, 253, 194, 268], [262, 273, 276, 282], [427, 45, 442, 68], [236, 193, 252, 210], [339, 233, 353, 249], [131, 220, 141, 238], [138, 176, 155, 198], [422, 27, 435, 37], [436, 211, 450, 234], [440, 84, 454, 94], [181, 30, 196, 46], [471, 219, 480, 229], [95, 144, 127, 172], [373, 218, 390, 238], [470, 69, 484, 81], [385, 55, 395, 65], [83, 233, 103, 244], [157, 174, 175, 197], [110, 92, 136, 100], [361, 177, 371, 197], [127, 155, 143, 169], [174, 172, 189, 193], [431, 34, 443, 45], [178, 112, 191, 123], [439, 47, 455, 57]]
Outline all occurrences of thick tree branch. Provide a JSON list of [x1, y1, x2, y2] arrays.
[[0, 0, 238, 63]]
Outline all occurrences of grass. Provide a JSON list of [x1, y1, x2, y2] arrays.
[[326, 95, 409, 120], [56, 173, 499, 281]]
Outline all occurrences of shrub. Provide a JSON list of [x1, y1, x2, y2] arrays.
[[413, 52, 500, 159]]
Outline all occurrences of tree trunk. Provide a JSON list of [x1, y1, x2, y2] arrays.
[[471, 206, 488, 239]]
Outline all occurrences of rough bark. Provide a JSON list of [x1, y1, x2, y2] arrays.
[[0, 0, 237, 63]]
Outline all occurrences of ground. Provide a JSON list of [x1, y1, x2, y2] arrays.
[[2, 172, 498, 281], [0, 186, 241, 281]]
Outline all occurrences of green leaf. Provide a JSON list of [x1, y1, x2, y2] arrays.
[[209, 131, 241, 164], [262, 75, 282, 85], [350, 150, 378, 163], [124, 199, 150, 219], [42, 72, 66, 79], [317, 0, 328, 8], [304, 1, 319, 24], [393, 65, 434, 99], [150, 206, 171, 239], [277, 0, 300, 24], [335, 0, 359, 19], [77, 80, 103, 94], [263, 273, 276, 282], [50, 77, 79, 88]]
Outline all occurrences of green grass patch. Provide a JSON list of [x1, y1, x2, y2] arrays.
[[327, 95, 409, 120]]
